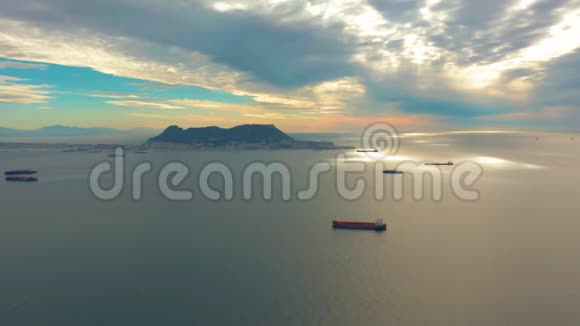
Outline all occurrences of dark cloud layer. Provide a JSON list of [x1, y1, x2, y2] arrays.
[[0, 0, 354, 88], [533, 49, 580, 109], [367, 0, 420, 22], [431, 0, 574, 65]]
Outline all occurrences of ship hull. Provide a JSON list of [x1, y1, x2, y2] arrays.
[[4, 170, 37, 176], [5, 176, 38, 182], [332, 221, 386, 231], [425, 162, 453, 166]]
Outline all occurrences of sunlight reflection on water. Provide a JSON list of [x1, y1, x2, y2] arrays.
[[472, 156, 544, 169]]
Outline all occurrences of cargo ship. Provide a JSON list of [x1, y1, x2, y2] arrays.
[[357, 149, 378, 153], [5, 176, 38, 182], [4, 170, 37, 176], [425, 161, 453, 166], [383, 169, 404, 174], [333, 218, 386, 231]]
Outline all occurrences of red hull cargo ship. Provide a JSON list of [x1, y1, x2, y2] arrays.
[[332, 219, 386, 231]]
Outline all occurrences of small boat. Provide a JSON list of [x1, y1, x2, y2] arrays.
[[135, 151, 148, 154], [425, 161, 454, 166], [357, 149, 378, 153], [383, 169, 404, 174], [4, 170, 37, 176], [333, 218, 386, 231], [5, 176, 38, 182], [108, 154, 126, 158]]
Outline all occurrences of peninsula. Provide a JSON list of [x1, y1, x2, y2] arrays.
[[144, 124, 352, 150]]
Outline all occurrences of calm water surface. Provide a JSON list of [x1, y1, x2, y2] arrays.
[[1, 132, 580, 325]]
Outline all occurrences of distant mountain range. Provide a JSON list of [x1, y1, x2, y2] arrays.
[[0, 125, 155, 137], [146, 124, 352, 150]]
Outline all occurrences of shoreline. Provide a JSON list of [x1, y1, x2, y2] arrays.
[[0, 142, 354, 152]]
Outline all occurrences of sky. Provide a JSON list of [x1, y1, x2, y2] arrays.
[[0, 0, 579, 132]]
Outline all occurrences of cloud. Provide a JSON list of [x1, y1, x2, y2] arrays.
[[0, 0, 354, 88], [0, 18, 242, 92], [107, 100, 184, 110], [244, 112, 293, 120], [170, 99, 227, 110], [89, 92, 140, 99], [166, 99, 267, 116], [169, 77, 365, 114], [531, 49, 580, 110], [0, 61, 46, 69], [0, 75, 51, 103], [0, 0, 578, 130], [477, 106, 576, 121], [243, 94, 315, 109]]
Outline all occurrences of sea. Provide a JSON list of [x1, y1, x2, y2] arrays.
[[1, 131, 580, 326]]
